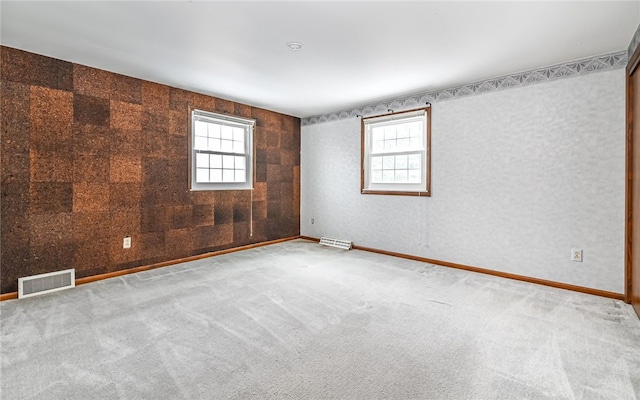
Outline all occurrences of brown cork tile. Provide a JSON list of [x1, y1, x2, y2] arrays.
[[267, 201, 281, 219], [110, 210, 141, 237], [74, 94, 110, 127], [212, 224, 234, 247], [73, 151, 110, 183], [141, 206, 170, 233], [252, 107, 283, 130], [233, 222, 250, 245], [110, 100, 142, 131], [141, 232, 166, 260], [169, 157, 189, 184], [110, 155, 142, 183], [255, 162, 267, 183], [254, 127, 267, 150], [30, 149, 73, 183], [109, 128, 141, 156], [29, 243, 77, 276], [266, 151, 281, 165], [213, 97, 233, 114], [234, 103, 252, 118], [190, 191, 216, 205], [111, 73, 142, 104], [72, 211, 111, 241], [73, 238, 110, 272], [29, 212, 73, 248], [266, 129, 281, 148], [1, 46, 73, 91], [252, 201, 267, 220], [170, 205, 193, 229], [233, 203, 251, 223], [193, 225, 216, 250], [74, 64, 113, 99], [30, 86, 73, 148], [141, 81, 170, 110], [267, 182, 280, 202], [72, 182, 110, 212], [281, 129, 294, 150], [166, 228, 194, 258], [72, 124, 110, 155], [293, 166, 300, 216], [169, 110, 188, 136], [190, 93, 216, 112], [142, 130, 168, 158], [168, 136, 188, 160], [169, 88, 190, 111], [253, 182, 267, 202], [1, 82, 30, 179], [281, 151, 296, 166], [192, 204, 215, 227], [214, 203, 233, 225], [251, 219, 267, 243], [110, 183, 141, 210], [29, 183, 73, 214]]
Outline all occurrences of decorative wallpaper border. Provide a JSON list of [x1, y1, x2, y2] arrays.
[[629, 22, 640, 59], [302, 51, 627, 126]]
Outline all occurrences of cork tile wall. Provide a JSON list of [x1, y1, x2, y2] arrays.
[[0, 46, 301, 294]]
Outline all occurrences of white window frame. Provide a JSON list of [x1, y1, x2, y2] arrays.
[[190, 109, 255, 191], [361, 107, 431, 196]]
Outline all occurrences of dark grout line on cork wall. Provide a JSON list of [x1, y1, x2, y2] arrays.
[[0, 46, 301, 294]]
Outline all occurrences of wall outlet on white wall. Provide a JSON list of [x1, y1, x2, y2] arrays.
[[123, 237, 132, 249], [311, 218, 315, 224], [571, 248, 582, 262]]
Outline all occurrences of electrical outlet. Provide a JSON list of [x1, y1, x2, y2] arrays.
[[123, 237, 131, 249], [311, 218, 315, 224], [571, 248, 582, 262]]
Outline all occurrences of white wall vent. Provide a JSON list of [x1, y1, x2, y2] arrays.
[[319, 237, 352, 250], [18, 269, 75, 299]]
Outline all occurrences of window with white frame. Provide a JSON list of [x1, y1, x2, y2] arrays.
[[191, 109, 255, 191], [361, 107, 431, 196]]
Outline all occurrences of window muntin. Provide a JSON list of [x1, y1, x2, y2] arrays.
[[362, 108, 430, 196], [191, 110, 254, 191]]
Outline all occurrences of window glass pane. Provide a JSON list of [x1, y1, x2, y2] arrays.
[[397, 138, 410, 150], [221, 140, 233, 153], [383, 156, 395, 170], [196, 153, 209, 168], [395, 170, 408, 182], [384, 127, 396, 140], [209, 124, 221, 138], [195, 121, 208, 137], [208, 138, 219, 151], [382, 170, 394, 182], [211, 169, 223, 183], [235, 156, 246, 169], [372, 127, 384, 142], [397, 124, 410, 139], [210, 154, 222, 168], [409, 122, 421, 138], [196, 168, 209, 183], [233, 140, 244, 154], [235, 169, 246, 183], [233, 127, 244, 141], [373, 170, 383, 183], [383, 140, 396, 151], [408, 170, 421, 183], [408, 154, 421, 169], [223, 169, 234, 182], [194, 136, 207, 150], [221, 125, 233, 140], [222, 155, 234, 168], [395, 155, 408, 169], [372, 156, 383, 170]]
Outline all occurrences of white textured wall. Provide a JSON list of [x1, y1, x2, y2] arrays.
[[301, 68, 626, 294]]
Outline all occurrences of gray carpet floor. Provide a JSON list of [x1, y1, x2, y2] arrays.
[[1, 239, 639, 399]]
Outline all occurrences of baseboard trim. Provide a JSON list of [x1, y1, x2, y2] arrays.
[[0, 236, 302, 301], [300, 236, 624, 301]]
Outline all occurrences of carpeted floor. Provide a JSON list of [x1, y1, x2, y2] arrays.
[[1, 239, 639, 399]]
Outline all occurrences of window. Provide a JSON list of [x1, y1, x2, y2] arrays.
[[361, 107, 431, 196], [190, 109, 255, 191]]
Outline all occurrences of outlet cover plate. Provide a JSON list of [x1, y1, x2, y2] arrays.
[[571, 248, 582, 262], [123, 237, 131, 249]]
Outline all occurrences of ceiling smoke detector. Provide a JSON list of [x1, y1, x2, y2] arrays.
[[287, 42, 303, 51]]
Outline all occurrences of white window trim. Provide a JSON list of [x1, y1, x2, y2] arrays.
[[190, 109, 255, 191], [361, 107, 431, 196]]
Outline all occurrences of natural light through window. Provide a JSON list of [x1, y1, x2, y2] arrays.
[[191, 110, 254, 191], [362, 108, 430, 196]]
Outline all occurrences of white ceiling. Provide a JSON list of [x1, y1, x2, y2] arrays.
[[1, 1, 639, 118]]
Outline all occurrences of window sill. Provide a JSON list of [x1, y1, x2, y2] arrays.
[[361, 189, 430, 197]]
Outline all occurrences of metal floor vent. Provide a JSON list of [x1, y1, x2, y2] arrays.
[[319, 237, 352, 250], [18, 269, 75, 299]]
